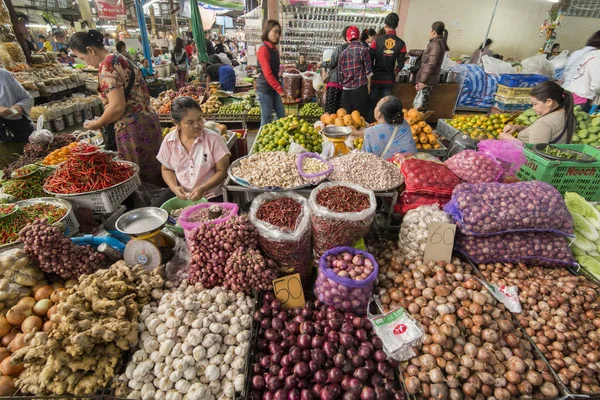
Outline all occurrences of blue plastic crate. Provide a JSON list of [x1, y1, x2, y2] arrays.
[[498, 74, 549, 88]]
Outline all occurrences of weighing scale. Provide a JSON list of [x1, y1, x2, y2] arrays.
[[115, 207, 175, 270], [322, 126, 353, 157]]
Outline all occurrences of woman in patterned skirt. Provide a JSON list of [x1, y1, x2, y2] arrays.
[[69, 30, 162, 184]]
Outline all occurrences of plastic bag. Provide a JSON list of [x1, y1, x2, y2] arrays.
[[388, 152, 442, 169], [521, 54, 555, 77], [313, 71, 324, 91], [477, 139, 526, 177], [314, 247, 378, 315], [550, 50, 569, 71], [456, 231, 576, 268], [283, 70, 302, 99], [179, 203, 239, 247], [395, 191, 451, 215], [28, 116, 53, 145], [401, 158, 462, 195], [301, 72, 316, 101], [444, 150, 504, 183], [478, 279, 522, 313], [309, 182, 376, 258], [249, 192, 312, 284], [482, 55, 517, 75], [413, 89, 425, 109], [367, 296, 425, 361], [398, 204, 453, 259], [444, 181, 575, 237], [165, 236, 190, 283]]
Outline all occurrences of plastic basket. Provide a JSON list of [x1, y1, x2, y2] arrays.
[[517, 144, 600, 201], [179, 202, 239, 247], [160, 197, 207, 236], [436, 119, 460, 140], [498, 74, 549, 88], [46, 162, 141, 214], [492, 100, 531, 112], [496, 84, 532, 98], [63, 207, 80, 237]]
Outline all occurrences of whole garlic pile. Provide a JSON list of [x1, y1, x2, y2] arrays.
[[329, 152, 404, 191], [231, 152, 306, 188], [398, 205, 452, 259], [117, 282, 254, 400]]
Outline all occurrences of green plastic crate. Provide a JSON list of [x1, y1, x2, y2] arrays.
[[517, 144, 600, 200]]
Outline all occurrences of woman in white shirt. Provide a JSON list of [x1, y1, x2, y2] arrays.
[[568, 49, 600, 112], [562, 31, 600, 89]]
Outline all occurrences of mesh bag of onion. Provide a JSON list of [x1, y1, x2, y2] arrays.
[[444, 150, 504, 183], [249, 192, 312, 284], [394, 191, 452, 215], [400, 158, 461, 195], [455, 231, 577, 267], [308, 182, 376, 259], [179, 202, 239, 247], [444, 181, 575, 237], [314, 246, 379, 315]]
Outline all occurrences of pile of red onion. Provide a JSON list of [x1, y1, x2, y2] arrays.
[[188, 215, 258, 286], [224, 247, 278, 294], [250, 292, 404, 400], [325, 252, 374, 281]]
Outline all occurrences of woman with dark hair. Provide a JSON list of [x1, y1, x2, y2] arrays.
[[69, 30, 162, 183], [500, 81, 575, 144], [320, 26, 350, 114], [172, 38, 189, 89], [563, 30, 600, 89], [360, 28, 376, 48], [409, 21, 449, 111], [116, 41, 132, 60], [363, 96, 416, 158], [470, 38, 493, 65], [256, 20, 285, 126], [155, 96, 230, 203]]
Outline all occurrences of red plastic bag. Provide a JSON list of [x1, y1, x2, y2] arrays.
[[400, 159, 461, 195], [394, 192, 451, 215]]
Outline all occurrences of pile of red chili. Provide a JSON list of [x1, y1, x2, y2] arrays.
[[316, 185, 370, 213], [256, 197, 303, 230], [44, 146, 135, 194], [0, 204, 16, 217], [0, 203, 65, 245]]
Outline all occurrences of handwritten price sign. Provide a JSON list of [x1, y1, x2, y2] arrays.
[[424, 222, 456, 263], [272, 273, 305, 309]]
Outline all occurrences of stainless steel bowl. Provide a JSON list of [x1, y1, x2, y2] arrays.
[[116, 207, 169, 236], [323, 126, 353, 138]]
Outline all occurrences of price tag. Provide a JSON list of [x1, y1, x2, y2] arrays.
[[272, 273, 305, 309], [423, 222, 456, 263]]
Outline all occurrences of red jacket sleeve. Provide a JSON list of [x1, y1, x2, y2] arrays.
[[257, 45, 283, 94]]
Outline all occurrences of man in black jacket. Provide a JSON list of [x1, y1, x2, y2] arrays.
[[368, 13, 407, 121]]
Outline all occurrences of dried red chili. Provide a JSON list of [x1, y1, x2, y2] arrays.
[[256, 197, 303, 230], [316, 186, 370, 213], [44, 150, 135, 194]]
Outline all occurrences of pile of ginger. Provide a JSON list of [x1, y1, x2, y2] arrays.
[[10, 260, 163, 396]]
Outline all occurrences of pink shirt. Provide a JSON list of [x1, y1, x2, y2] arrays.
[[157, 128, 230, 199]]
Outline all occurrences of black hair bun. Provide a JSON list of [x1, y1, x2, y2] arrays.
[[88, 29, 104, 45], [391, 111, 404, 125]]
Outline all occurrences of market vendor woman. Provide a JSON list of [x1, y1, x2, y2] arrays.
[[69, 30, 163, 183], [155, 97, 230, 205], [500, 81, 575, 144], [363, 96, 416, 158]]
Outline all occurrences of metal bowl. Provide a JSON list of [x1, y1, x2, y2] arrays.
[[323, 126, 353, 139], [116, 207, 169, 236]]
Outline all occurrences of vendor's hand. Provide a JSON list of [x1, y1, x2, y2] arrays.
[[189, 186, 205, 201], [415, 83, 427, 91], [367, 85, 371, 95], [173, 186, 188, 200], [498, 131, 518, 141], [10, 106, 22, 118], [0, 107, 12, 117], [83, 120, 101, 130], [502, 124, 520, 135]]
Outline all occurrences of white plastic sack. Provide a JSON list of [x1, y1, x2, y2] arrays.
[[441, 52, 458, 71], [521, 54, 555, 77], [313, 72, 324, 91], [482, 55, 517, 76], [550, 50, 570, 70], [413, 90, 425, 109]]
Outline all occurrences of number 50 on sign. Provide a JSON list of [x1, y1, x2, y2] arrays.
[[272, 273, 305, 309]]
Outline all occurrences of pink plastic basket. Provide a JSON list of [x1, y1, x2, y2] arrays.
[[179, 202, 239, 247]]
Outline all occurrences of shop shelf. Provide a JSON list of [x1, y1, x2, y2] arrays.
[[517, 144, 600, 201]]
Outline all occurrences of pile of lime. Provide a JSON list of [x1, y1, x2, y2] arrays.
[[248, 107, 261, 115], [299, 102, 324, 117], [256, 116, 322, 153], [218, 101, 248, 114]]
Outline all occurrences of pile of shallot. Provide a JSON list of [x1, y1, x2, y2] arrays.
[[479, 262, 600, 394], [188, 216, 279, 294], [371, 243, 561, 399], [249, 292, 404, 400], [325, 252, 375, 281]]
